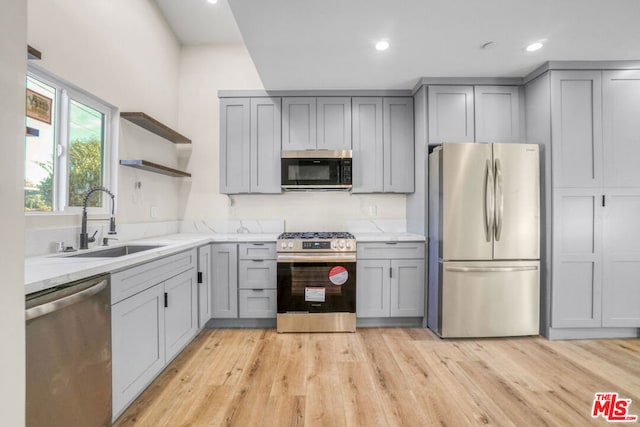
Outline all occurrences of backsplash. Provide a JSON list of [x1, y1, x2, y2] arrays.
[[24, 221, 180, 257], [179, 219, 284, 234]]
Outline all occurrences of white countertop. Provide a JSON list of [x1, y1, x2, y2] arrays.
[[25, 231, 425, 295], [24, 233, 280, 295], [352, 232, 426, 242]]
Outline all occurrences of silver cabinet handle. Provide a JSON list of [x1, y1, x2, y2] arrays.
[[494, 158, 504, 241], [445, 266, 538, 273], [252, 259, 264, 262], [26, 279, 108, 321], [485, 159, 495, 242]]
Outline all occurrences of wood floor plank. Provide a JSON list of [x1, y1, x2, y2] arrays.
[[114, 329, 640, 427]]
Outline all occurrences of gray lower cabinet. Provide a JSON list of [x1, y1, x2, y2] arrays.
[[111, 249, 197, 420], [238, 243, 277, 318], [197, 244, 213, 328], [212, 243, 239, 318], [352, 97, 414, 193], [212, 242, 277, 319], [357, 242, 425, 318], [220, 97, 281, 194], [283, 97, 352, 151]]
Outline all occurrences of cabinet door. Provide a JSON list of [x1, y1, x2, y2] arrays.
[[356, 260, 390, 317], [551, 189, 603, 328], [112, 284, 165, 418], [282, 97, 316, 150], [212, 243, 238, 318], [474, 86, 522, 143], [197, 245, 213, 328], [428, 86, 474, 143], [164, 269, 198, 363], [317, 97, 351, 150], [603, 70, 640, 188], [390, 259, 425, 317], [250, 97, 281, 193], [550, 71, 603, 188], [239, 289, 277, 318], [383, 97, 414, 192], [352, 97, 383, 193], [602, 189, 640, 327], [220, 98, 250, 193]]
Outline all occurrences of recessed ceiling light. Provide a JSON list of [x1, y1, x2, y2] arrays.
[[207, 0, 218, 4], [526, 42, 544, 52], [375, 40, 389, 51]]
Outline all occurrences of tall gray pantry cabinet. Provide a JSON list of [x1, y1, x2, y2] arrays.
[[526, 67, 640, 338]]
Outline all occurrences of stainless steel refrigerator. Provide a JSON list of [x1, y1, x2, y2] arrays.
[[428, 143, 540, 337]]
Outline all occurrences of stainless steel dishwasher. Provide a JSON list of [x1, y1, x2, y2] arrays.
[[26, 274, 111, 427]]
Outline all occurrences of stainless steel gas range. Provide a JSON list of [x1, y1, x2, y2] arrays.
[[276, 232, 356, 332]]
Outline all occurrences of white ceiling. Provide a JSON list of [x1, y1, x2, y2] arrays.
[[156, 0, 640, 90]]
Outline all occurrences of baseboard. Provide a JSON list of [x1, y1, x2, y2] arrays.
[[548, 327, 640, 340], [356, 317, 424, 328], [205, 318, 277, 329]]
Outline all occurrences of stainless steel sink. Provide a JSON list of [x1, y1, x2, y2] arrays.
[[66, 245, 164, 258]]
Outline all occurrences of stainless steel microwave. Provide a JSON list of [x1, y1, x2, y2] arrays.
[[281, 150, 352, 190]]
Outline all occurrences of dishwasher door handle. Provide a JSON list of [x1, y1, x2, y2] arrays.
[[26, 279, 108, 321]]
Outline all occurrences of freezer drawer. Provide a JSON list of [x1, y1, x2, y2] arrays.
[[439, 261, 539, 337]]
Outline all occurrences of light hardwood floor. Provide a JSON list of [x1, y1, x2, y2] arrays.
[[114, 328, 640, 426]]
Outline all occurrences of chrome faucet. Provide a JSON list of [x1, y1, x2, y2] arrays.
[[80, 187, 116, 250]]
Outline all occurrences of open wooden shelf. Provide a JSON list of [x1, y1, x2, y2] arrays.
[[119, 160, 191, 178], [27, 45, 42, 60], [120, 112, 191, 144]]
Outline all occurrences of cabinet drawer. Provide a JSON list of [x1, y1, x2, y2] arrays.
[[357, 242, 425, 260], [239, 289, 277, 318], [238, 242, 276, 260], [111, 249, 197, 304], [239, 260, 277, 289]]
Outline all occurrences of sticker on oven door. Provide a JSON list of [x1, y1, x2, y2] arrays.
[[305, 287, 325, 302], [328, 266, 348, 285]]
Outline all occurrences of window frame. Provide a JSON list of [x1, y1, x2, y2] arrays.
[[26, 64, 119, 216]]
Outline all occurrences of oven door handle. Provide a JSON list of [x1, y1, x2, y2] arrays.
[[277, 254, 356, 263]]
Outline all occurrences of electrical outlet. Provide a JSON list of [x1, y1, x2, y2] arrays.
[[150, 206, 158, 218], [368, 205, 377, 217]]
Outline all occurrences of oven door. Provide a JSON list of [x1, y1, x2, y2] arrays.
[[281, 158, 351, 189], [277, 253, 356, 313]]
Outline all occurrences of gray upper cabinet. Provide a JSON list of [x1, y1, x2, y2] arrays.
[[428, 86, 475, 143], [352, 97, 414, 193], [317, 97, 351, 150], [603, 70, 640, 188], [550, 71, 603, 188], [220, 98, 250, 193], [283, 97, 352, 151], [250, 97, 281, 193], [352, 97, 384, 192], [282, 97, 317, 150], [474, 86, 522, 143], [384, 97, 415, 193], [220, 97, 281, 194]]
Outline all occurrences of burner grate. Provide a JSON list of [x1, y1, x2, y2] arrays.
[[278, 231, 355, 240]]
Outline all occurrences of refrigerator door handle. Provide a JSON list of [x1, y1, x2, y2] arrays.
[[485, 159, 494, 242], [445, 266, 538, 273], [494, 158, 504, 241]]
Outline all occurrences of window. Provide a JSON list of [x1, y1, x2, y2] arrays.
[[24, 67, 117, 213]]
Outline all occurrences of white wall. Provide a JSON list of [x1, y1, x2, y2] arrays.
[[0, 1, 26, 425], [178, 44, 406, 231], [27, 0, 183, 232]]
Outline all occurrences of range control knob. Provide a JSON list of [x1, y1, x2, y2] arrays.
[[346, 241, 352, 249], [331, 241, 337, 249], [339, 240, 345, 249], [288, 242, 294, 249], [281, 242, 287, 249]]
